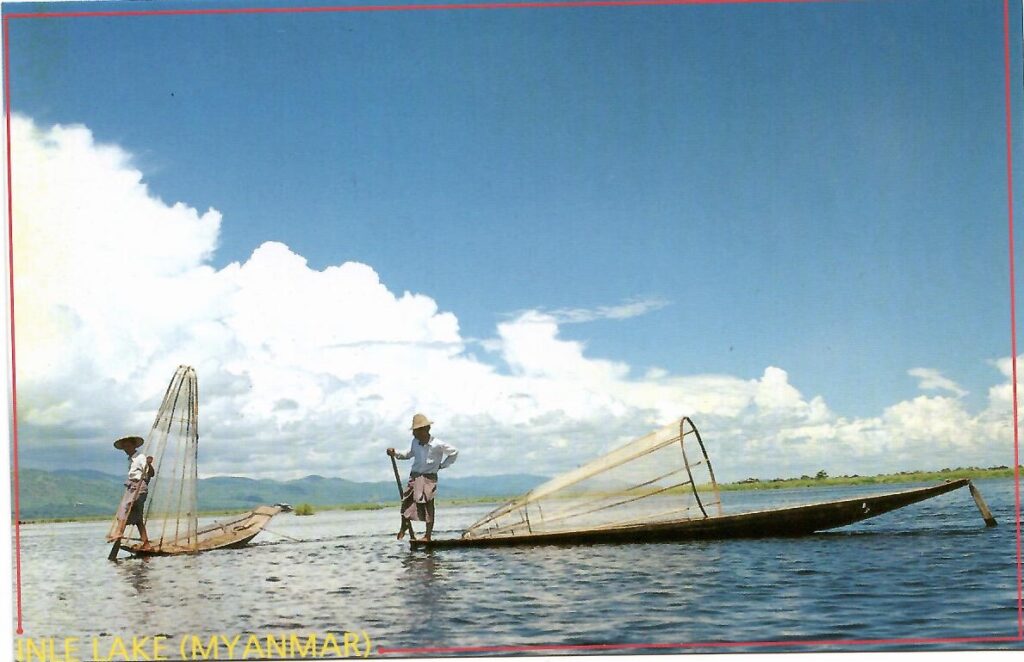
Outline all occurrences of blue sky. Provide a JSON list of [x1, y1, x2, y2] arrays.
[[5, 0, 1023, 480]]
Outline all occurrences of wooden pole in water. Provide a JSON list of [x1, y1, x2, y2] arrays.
[[390, 455, 416, 541], [107, 539, 122, 561], [968, 481, 998, 527]]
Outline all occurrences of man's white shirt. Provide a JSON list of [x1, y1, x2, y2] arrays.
[[127, 450, 148, 481], [394, 437, 458, 474]]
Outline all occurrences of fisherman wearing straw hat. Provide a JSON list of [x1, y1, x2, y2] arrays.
[[113, 436, 155, 549], [387, 413, 458, 541]]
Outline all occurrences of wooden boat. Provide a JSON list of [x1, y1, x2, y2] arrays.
[[405, 416, 997, 549], [121, 505, 282, 556], [107, 366, 281, 558], [411, 478, 994, 548]]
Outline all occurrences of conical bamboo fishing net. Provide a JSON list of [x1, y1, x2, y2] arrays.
[[143, 365, 200, 552], [106, 365, 200, 552], [462, 416, 722, 540]]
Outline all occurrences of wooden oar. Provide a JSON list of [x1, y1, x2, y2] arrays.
[[390, 454, 415, 541]]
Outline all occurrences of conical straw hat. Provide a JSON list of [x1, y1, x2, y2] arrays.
[[410, 413, 433, 430], [113, 435, 144, 450]]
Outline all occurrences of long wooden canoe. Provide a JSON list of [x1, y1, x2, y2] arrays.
[[122, 505, 282, 556], [410, 479, 990, 549]]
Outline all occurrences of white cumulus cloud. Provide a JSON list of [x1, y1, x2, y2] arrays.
[[10, 115, 1019, 485]]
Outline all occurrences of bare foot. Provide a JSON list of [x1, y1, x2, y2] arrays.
[[397, 529, 406, 540]]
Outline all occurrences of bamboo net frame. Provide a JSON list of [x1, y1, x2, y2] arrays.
[[462, 416, 722, 540]]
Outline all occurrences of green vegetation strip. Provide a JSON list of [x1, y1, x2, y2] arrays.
[[718, 465, 1020, 491]]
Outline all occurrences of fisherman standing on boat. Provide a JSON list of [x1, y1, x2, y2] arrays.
[[387, 413, 458, 542], [113, 436, 155, 549]]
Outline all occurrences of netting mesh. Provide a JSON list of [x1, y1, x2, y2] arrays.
[[463, 417, 722, 539], [139, 366, 200, 551]]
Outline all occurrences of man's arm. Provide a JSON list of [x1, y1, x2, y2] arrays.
[[438, 443, 458, 470], [389, 442, 414, 460]]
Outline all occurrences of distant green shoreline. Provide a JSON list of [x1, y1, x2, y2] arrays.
[[19, 466, 1019, 524], [715, 465, 1020, 492]]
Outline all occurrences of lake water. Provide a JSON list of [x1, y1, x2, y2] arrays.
[[13, 479, 1023, 657]]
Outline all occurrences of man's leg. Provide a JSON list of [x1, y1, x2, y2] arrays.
[[424, 501, 435, 540], [398, 480, 415, 539], [397, 516, 413, 540], [137, 522, 150, 548]]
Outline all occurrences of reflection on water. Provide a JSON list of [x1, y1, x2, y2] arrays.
[[15, 479, 1023, 653], [400, 551, 444, 618], [114, 556, 154, 595]]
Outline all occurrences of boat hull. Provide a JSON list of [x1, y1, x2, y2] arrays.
[[411, 479, 972, 548], [123, 505, 282, 556]]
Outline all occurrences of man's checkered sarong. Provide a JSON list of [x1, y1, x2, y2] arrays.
[[401, 473, 437, 523]]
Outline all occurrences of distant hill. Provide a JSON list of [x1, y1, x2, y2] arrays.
[[17, 468, 548, 520], [19, 469, 127, 519]]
